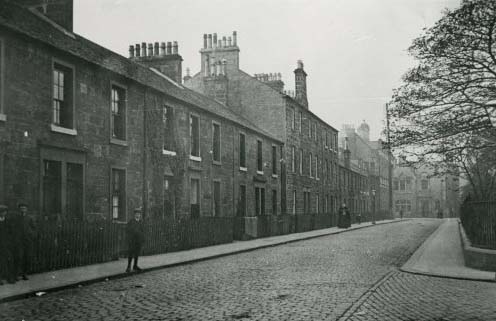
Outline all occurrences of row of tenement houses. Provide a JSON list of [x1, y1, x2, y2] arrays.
[[0, 1, 394, 239]]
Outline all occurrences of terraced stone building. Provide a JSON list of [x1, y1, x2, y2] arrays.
[[184, 32, 340, 220], [0, 1, 283, 239]]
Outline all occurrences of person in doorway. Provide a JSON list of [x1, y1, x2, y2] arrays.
[[0, 205, 15, 284], [126, 208, 145, 273], [11, 203, 36, 281]]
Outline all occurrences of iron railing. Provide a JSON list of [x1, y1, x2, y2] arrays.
[[1, 210, 391, 275], [460, 201, 496, 250]]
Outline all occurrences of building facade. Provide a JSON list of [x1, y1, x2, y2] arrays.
[[0, 1, 283, 239], [339, 122, 394, 218], [393, 162, 460, 218], [184, 32, 340, 217]]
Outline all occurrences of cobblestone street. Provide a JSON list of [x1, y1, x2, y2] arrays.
[[2, 219, 493, 321], [343, 271, 496, 321]]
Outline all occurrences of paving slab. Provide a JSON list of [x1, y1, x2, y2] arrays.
[[0, 219, 401, 302], [401, 218, 496, 281]]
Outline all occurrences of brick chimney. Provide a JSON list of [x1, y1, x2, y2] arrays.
[[129, 41, 183, 84], [16, 0, 74, 32], [200, 31, 240, 77], [254, 72, 285, 93], [344, 137, 351, 169], [294, 60, 308, 109]]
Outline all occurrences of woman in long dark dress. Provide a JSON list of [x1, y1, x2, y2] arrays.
[[338, 204, 350, 228]]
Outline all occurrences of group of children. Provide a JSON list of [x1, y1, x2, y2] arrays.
[[0, 203, 35, 285]]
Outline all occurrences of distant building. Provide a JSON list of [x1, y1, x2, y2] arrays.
[[339, 121, 394, 218], [184, 32, 340, 217], [393, 161, 460, 218]]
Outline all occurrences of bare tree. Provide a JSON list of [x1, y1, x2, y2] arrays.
[[388, 0, 496, 197]]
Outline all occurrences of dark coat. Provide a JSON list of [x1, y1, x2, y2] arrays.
[[338, 206, 351, 228], [10, 213, 36, 248], [126, 218, 145, 246], [0, 219, 14, 278]]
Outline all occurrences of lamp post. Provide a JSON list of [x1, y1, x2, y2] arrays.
[[371, 189, 376, 224]]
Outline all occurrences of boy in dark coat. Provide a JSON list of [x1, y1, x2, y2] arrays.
[[126, 208, 144, 273], [0, 205, 15, 284], [11, 203, 36, 280]]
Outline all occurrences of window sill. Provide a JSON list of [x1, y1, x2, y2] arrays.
[[190, 155, 202, 162], [162, 149, 177, 156], [213, 160, 222, 166], [256, 170, 264, 175], [110, 138, 128, 146], [239, 166, 247, 172], [50, 124, 77, 136], [0, 113, 6, 122]]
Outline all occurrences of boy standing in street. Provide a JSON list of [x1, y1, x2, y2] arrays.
[[126, 208, 144, 273]]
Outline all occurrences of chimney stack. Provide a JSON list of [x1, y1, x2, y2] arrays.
[[294, 59, 308, 108], [344, 137, 351, 169], [183, 67, 192, 83], [129, 39, 183, 84]]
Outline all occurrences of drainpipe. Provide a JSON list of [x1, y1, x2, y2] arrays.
[[143, 87, 148, 219]]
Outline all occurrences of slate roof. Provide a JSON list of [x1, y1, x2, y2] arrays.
[[0, 2, 281, 143]]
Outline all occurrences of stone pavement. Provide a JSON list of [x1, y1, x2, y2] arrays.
[[401, 218, 496, 281], [0, 219, 400, 302], [341, 271, 496, 321], [0, 219, 440, 321]]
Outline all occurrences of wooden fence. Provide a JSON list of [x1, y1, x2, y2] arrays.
[[460, 201, 496, 250]]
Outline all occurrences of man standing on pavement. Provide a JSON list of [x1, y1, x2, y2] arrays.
[[0, 205, 15, 284], [11, 203, 36, 281], [126, 208, 145, 273]]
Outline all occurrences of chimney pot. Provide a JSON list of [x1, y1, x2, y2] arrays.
[[228, 36, 232, 47], [203, 34, 208, 49], [222, 36, 227, 47], [160, 42, 166, 56], [135, 44, 141, 57], [166, 42, 172, 55], [129, 45, 135, 58], [148, 43, 153, 57], [141, 42, 147, 57], [297, 59, 304, 69], [154, 42, 159, 56], [208, 34, 213, 49], [233, 31, 237, 46], [173, 41, 178, 54]]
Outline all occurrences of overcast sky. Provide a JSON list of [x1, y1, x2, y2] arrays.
[[74, 0, 460, 139]]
